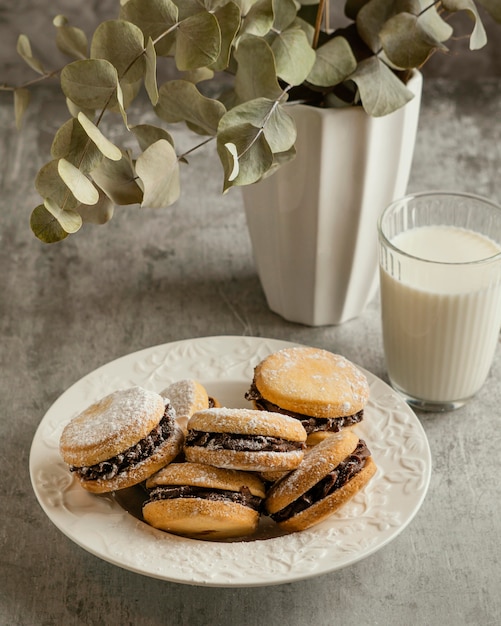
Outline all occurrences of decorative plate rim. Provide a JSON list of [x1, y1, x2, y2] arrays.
[[29, 335, 432, 588]]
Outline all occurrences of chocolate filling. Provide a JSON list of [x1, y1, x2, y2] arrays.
[[185, 430, 306, 453], [270, 440, 370, 523], [146, 484, 263, 511], [70, 405, 176, 482], [245, 382, 363, 434]]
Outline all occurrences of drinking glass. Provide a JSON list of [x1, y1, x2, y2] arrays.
[[378, 191, 501, 411]]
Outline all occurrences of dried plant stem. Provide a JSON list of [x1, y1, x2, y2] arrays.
[[312, 0, 327, 49]]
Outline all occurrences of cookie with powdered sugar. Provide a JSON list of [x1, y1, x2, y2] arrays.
[[245, 346, 369, 445], [184, 407, 307, 473], [159, 379, 220, 434], [59, 386, 183, 493], [265, 430, 376, 532]]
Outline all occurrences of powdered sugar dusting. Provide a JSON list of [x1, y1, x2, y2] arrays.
[[160, 379, 197, 413], [255, 347, 370, 416], [160, 379, 208, 432], [60, 387, 165, 456], [188, 408, 306, 440]]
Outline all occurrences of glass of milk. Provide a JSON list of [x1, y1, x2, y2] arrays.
[[378, 191, 501, 412]]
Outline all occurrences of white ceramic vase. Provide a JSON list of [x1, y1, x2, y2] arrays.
[[242, 71, 423, 326]]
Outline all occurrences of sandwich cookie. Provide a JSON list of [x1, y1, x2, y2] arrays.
[[265, 429, 376, 532], [160, 379, 220, 434], [59, 386, 184, 493], [246, 346, 369, 443], [142, 462, 265, 540], [184, 407, 307, 472]]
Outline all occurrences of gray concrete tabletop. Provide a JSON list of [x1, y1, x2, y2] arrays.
[[1, 75, 501, 625]]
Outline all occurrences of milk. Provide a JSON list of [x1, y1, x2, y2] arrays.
[[380, 225, 501, 405]]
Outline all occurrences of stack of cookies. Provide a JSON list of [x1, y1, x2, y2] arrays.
[[59, 347, 376, 541]]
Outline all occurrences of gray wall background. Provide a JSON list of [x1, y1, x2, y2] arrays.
[[1, 0, 500, 86]]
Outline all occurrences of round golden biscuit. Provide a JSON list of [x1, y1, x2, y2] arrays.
[[253, 347, 369, 418], [142, 462, 265, 540], [187, 408, 307, 442], [143, 498, 260, 540], [305, 428, 356, 447], [60, 387, 166, 467], [146, 462, 266, 498], [271, 457, 376, 533], [265, 430, 360, 515], [259, 468, 292, 484], [184, 447, 305, 473], [77, 425, 184, 494], [160, 379, 211, 433]]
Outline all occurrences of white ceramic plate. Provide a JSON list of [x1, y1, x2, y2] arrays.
[[30, 336, 432, 588]]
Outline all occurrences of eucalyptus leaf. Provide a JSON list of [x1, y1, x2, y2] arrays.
[[131, 124, 174, 151], [35, 160, 79, 210], [90, 20, 146, 84], [234, 35, 283, 102], [254, 144, 296, 183], [236, 0, 263, 14], [344, 0, 372, 21], [218, 98, 296, 153], [264, 144, 296, 178], [210, 1, 242, 71], [272, 0, 298, 31], [144, 38, 159, 105], [51, 118, 103, 173], [223, 142, 240, 181], [176, 11, 221, 70], [53, 15, 68, 27], [135, 139, 180, 208], [14, 88, 30, 130], [58, 158, 100, 205], [61, 59, 119, 110], [109, 77, 142, 113], [155, 80, 226, 135], [477, 0, 501, 21], [217, 122, 274, 190], [357, 0, 419, 52], [241, 0, 274, 36], [380, 13, 448, 69], [76, 189, 115, 224], [77, 112, 122, 161], [65, 98, 96, 120], [307, 36, 357, 87], [350, 56, 414, 117], [417, 0, 453, 43], [43, 197, 83, 233], [16, 34, 45, 75], [293, 15, 315, 45], [91, 153, 143, 205], [115, 82, 130, 128], [30, 204, 69, 243], [271, 27, 316, 86], [119, 0, 178, 56], [172, 0, 207, 20], [54, 16, 88, 60], [182, 67, 215, 84], [441, 0, 487, 50]]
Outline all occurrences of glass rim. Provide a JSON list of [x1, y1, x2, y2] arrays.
[[378, 190, 501, 266]]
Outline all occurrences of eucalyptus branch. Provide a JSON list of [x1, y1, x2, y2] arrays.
[[179, 135, 214, 160], [10, 0, 497, 243], [0, 68, 62, 91], [62, 19, 183, 211], [237, 85, 293, 161]]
